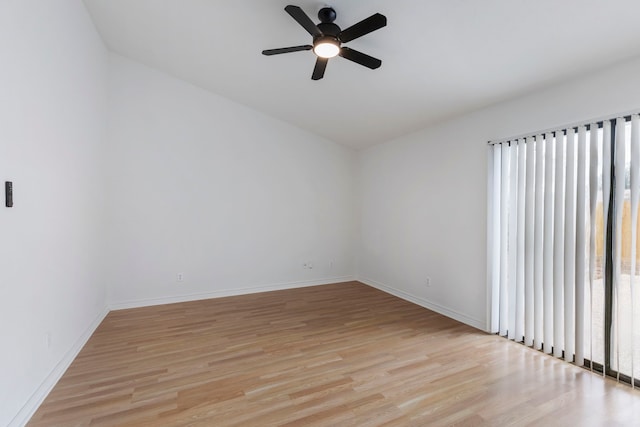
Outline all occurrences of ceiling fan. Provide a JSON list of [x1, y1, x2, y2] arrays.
[[262, 5, 387, 80]]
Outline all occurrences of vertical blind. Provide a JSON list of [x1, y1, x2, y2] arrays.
[[488, 114, 640, 387]]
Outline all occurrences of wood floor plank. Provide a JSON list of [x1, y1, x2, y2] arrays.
[[27, 281, 639, 426]]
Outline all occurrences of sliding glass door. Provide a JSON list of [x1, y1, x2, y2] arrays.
[[488, 114, 640, 388]]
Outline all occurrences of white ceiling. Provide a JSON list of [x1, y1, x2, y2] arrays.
[[84, 0, 640, 149]]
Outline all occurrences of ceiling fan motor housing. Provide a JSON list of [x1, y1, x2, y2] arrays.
[[316, 23, 340, 40]]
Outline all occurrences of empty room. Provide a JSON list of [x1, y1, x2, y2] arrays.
[[4, 0, 640, 425]]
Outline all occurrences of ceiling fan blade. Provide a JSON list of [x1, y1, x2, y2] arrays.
[[285, 5, 323, 37], [312, 57, 328, 80], [338, 13, 386, 43], [339, 47, 381, 69], [262, 45, 313, 55]]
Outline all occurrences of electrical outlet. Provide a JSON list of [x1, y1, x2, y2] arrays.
[[177, 273, 184, 282], [425, 277, 432, 287]]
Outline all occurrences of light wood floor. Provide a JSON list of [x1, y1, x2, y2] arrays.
[[28, 281, 639, 426]]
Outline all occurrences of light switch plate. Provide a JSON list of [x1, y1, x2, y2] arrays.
[[5, 181, 12, 207]]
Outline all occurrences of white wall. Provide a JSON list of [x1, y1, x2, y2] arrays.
[[357, 57, 640, 330], [105, 54, 356, 308], [0, 1, 109, 426]]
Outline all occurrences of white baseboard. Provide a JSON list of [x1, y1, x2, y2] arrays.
[[109, 276, 356, 311], [358, 277, 486, 331], [9, 306, 110, 427]]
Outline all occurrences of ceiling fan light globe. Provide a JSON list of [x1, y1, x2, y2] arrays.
[[314, 41, 340, 58]]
